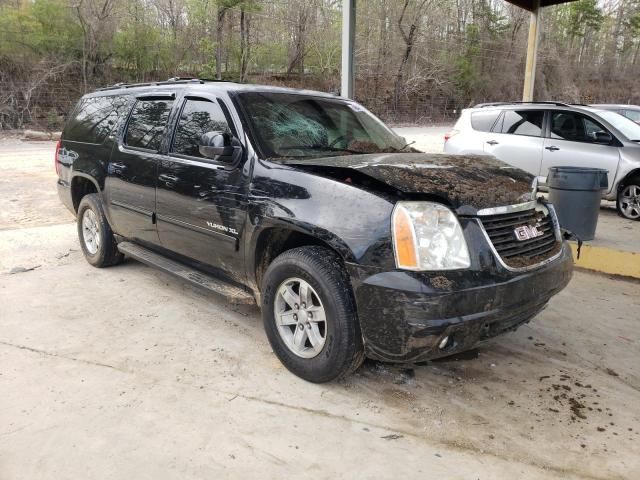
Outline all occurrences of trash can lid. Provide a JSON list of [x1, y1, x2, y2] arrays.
[[548, 166, 609, 191]]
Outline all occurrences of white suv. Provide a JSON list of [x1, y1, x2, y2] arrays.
[[444, 102, 640, 220]]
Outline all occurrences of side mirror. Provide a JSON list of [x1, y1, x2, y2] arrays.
[[592, 131, 613, 145], [199, 131, 242, 163]]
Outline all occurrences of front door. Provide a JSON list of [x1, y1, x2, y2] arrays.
[[542, 111, 621, 194], [483, 109, 545, 177], [106, 94, 175, 245], [156, 95, 250, 282]]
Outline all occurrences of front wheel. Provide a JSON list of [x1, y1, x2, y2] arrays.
[[617, 177, 640, 220], [261, 246, 364, 383]]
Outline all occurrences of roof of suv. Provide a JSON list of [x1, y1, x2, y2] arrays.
[[473, 101, 574, 108], [468, 102, 614, 116], [90, 77, 341, 100]]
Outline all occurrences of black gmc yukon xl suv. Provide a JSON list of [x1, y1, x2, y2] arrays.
[[56, 78, 573, 382]]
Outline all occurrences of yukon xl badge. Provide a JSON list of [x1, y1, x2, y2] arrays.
[[514, 225, 543, 241]]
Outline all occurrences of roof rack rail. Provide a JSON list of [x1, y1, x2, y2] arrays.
[[474, 101, 571, 108], [96, 77, 232, 92]]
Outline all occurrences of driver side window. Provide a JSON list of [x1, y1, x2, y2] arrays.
[[172, 99, 230, 158], [550, 111, 608, 143]]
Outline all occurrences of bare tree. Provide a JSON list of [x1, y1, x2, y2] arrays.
[[394, 0, 432, 112]]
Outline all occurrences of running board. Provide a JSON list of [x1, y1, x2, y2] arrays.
[[117, 241, 255, 304]]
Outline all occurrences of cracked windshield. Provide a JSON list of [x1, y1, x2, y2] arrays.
[[238, 92, 415, 159]]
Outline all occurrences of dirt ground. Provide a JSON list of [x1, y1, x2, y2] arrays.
[[1, 137, 639, 480]]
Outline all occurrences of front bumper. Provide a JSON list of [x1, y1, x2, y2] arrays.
[[347, 243, 573, 363]]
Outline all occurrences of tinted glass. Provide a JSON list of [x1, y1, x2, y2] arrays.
[[65, 95, 130, 144], [125, 99, 174, 150], [550, 112, 609, 143], [501, 110, 543, 136], [172, 99, 230, 157], [471, 110, 501, 132], [237, 92, 409, 159]]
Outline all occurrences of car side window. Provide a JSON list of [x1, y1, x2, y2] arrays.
[[550, 112, 608, 143], [124, 99, 174, 151], [172, 99, 230, 158], [66, 95, 131, 144], [500, 110, 543, 136], [471, 110, 501, 132]]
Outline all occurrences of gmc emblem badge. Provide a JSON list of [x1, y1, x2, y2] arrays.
[[514, 225, 543, 241]]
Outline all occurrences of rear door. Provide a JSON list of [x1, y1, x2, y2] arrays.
[[541, 110, 620, 193], [106, 92, 175, 245], [156, 95, 249, 282], [483, 109, 545, 177]]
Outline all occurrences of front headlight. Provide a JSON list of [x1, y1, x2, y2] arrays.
[[392, 201, 470, 271]]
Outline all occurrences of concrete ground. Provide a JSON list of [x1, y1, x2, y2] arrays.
[[395, 125, 449, 153], [588, 208, 639, 253], [1, 136, 639, 480]]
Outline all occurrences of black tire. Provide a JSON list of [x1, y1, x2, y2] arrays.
[[616, 176, 640, 221], [261, 246, 365, 383], [77, 193, 124, 267]]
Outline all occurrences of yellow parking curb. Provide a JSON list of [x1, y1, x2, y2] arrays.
[[570, 243, 640, 279]]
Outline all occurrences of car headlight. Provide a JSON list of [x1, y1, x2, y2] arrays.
[[392, 201, 470, 271]]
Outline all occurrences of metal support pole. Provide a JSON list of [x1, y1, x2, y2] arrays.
[[522, 0, 541, 102], [341, 0, 356, 98]]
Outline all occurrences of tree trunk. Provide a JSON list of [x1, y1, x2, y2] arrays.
[[394, 0, 427, 113], [287, 5, 308, 75], [216, 7, 227, 80], [240, 8, 250, 83]]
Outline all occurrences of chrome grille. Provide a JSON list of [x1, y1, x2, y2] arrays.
[[479, 207, 559, 267]]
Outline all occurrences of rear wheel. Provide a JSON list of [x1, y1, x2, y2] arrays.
[[261, 246, 364, 383], [77, 194, 124, 267], [617, 176, 640, 220]]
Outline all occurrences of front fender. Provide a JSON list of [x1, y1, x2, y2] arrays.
[[245, 159, 397, 283]]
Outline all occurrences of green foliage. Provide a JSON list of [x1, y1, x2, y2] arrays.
[[475, 0, 509, 38], [2, 0, 640, 129], [557, 0, 604, 38], [0, 0, 82, 59]]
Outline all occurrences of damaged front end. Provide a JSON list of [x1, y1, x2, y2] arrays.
[[275, 152, 573, 363], [345, 198, 573, 363]]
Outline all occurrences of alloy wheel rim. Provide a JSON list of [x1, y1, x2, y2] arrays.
[[82, 209, 101, 255], [274, 277, 327, 359], [620, 184, 640, 219]]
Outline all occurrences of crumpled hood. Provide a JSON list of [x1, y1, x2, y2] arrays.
[[281, 152, 535, 211]]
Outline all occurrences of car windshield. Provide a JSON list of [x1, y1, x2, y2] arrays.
[[596, 110, 640, 141], [237, 92, 412, 159]]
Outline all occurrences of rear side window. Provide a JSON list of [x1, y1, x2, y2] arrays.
[[125, 99, 174, 151], [65, 95, 130, 144], [501, 110, 544, 136], [172, 99, 230, 158], [471, 110, 501, 132]]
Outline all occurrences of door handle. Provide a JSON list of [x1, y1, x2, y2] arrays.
[[159, 173, 179, 184], [110, 162, 126, 174], [545, 146, 560, 152], [486, 140, 499, 146]]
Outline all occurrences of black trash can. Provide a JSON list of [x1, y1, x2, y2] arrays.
[[547, 166, 608, 241]]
